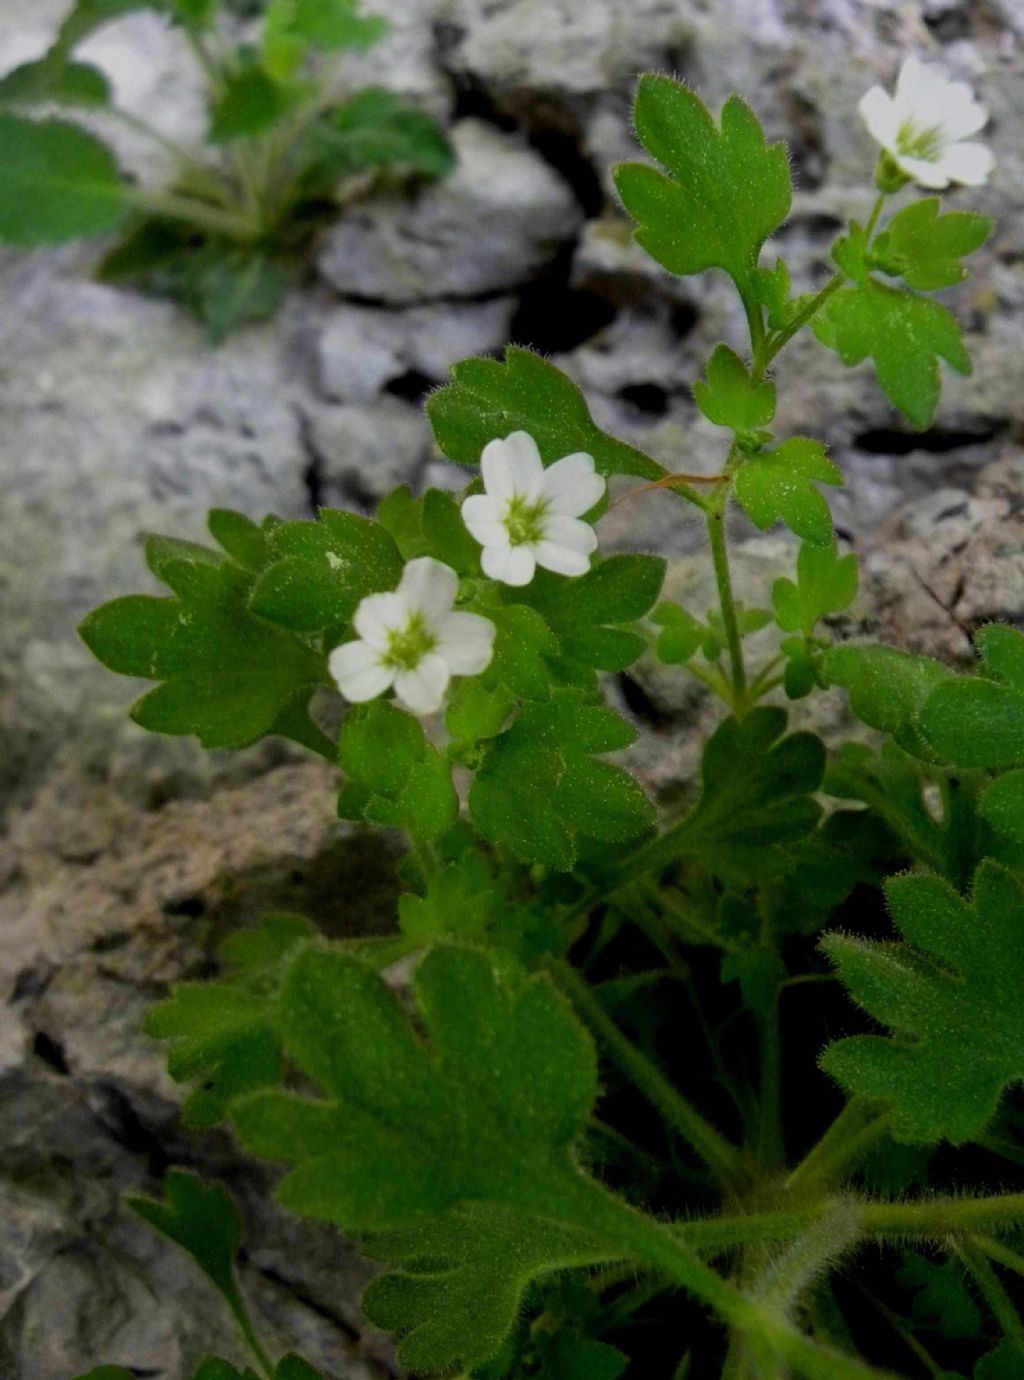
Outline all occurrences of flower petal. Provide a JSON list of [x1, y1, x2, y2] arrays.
[[541, 451, 606, 516], [461, 493, 509, 548], [858, 86, 899, 149], [894, 152, 951, 189], [398, 556, 458, 621], [482, 542, 536, 587], [543, 514, 598, 555], [353, 592, 408, 649], [481, 431, 544, 501], [394, 653, 450, 715], [895, 56, 933, 112], [436, 611, 496, 674], [535, 541, 593, 577], [329, 640, 394, 702], [937, 140, 995, 187]]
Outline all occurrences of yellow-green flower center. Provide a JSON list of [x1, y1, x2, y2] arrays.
[[503, 493, 549, 546], [384, 613, 436, 671], [896, 118, 945, 162]]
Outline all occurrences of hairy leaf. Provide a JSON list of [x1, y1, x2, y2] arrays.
[[79, 547, 327, 750], [469, 691, 654, 870], [614, 75, 791, 290], [813, 279, 970, 430], [682, 707, 825, 880], [980, 771, 1024, 847], [693, 344, 776, 431], [209, 63, 296, 143], [825, 643, 953, 760], [249, 508, 403, 638], [0, 114, 125, 243], [822, 861, 1024, 1143], [873, 198, 992, 292], [232, 941, 598, 1220], [427, 346, 663, 480], [146, 913, 314, 1126], [734, 437, 841, 545], [127, 1171, 245, 1318], [772, 541, 858, 634], [361, 1206, 612, 1375], [896, 1251, 982, 1339], [919, 625, 1024, 768], [338, 700, 457, 842]]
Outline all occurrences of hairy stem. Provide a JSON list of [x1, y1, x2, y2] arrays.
[[707, 508, 748, 712], [958, 1241, 1024, 1356], [549, 959, 746, 1186], [785, 1100, 889, 1193], [127, 187, 261, 241]]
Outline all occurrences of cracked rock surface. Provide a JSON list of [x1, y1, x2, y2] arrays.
[[1, 0, 1023, 1374]]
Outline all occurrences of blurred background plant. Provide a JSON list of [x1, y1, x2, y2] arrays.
[[0, 0, 454, 338]]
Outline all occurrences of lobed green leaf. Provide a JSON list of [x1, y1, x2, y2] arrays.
[[614, 75, 791, 291], [427, 347, 663, 480]]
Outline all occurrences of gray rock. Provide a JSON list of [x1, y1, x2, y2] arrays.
[[317, 297, 516, 402], [304, 395, 432, 505], [318, 119, 583, 302]]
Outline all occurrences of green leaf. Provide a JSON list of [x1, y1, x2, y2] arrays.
[[338, 700, 457, 842], [145, 912, 314, 1126], [171, 0, 216, 22], [752, 258, 793, 330], [896, 1251, 982, 1340], [265, 0, 388, 72], [734, 438, 841, 545], [303, 88, 454, 184], [445, 677, 514, 742], [0, 114, 125, 244], [469, 691, 654, 870], [813, 279, 970, 430], [873, 198, 992, 292], [231, 948, 595, 1221], [825, 643, 953, 759], [362, 1206, 610, 1375], [517, 556, 666, 677], [980, 771, 1024, 846], [209, 63, 296, 144], [613, 75, 791, 290], [398, 856, 496, 942], [682, 707, 825, 881], [72, 1371, 137, 1380], [55, 0, 165, 54], [772, 541, 859, 635], [427, 347, 663, 481], [485, 603, 560, 700], [0, 57, 111, 106], [232, 943, 611, 1371], [80, 552, 327, 750], [651, 601, 704, 664], [534, 1333, 629, 1380], [976, 1344, 1022, 1380], [127, 1171, 245, 1317], [249, 508, 403, 638], [821, 860, 1024, 1143], [919, 625, 1024, 769], [208, 509, 276, 572], [693, 344, 776, 431], [193, 251, 290, 344]]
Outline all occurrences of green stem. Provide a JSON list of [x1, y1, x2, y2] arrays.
[[786, 1100, 889, 1193], [756, 974, 784, 1170], [127, 187, 260, 241], [755, 1207, 859, 1311], [864, 191, 887, 239], [959, 1241, 1024, 1357], [107, 108, 233, 203], [756, 272, 845, 377], [548, 960, 746, 1186], [857, 1192, 1024, 1238], [707, 508, 747, 712], [556, 1177, 891, 1380]]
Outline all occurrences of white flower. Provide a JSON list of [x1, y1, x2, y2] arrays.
[[461, 431, 606, 587], [859, 56, 994, 189], [328, 556, 495, 716]]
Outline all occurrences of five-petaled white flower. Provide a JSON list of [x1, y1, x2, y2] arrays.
[[859, 56, 994, 190], [329, 556, 494, 716], [460, 431, 606, 587]]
